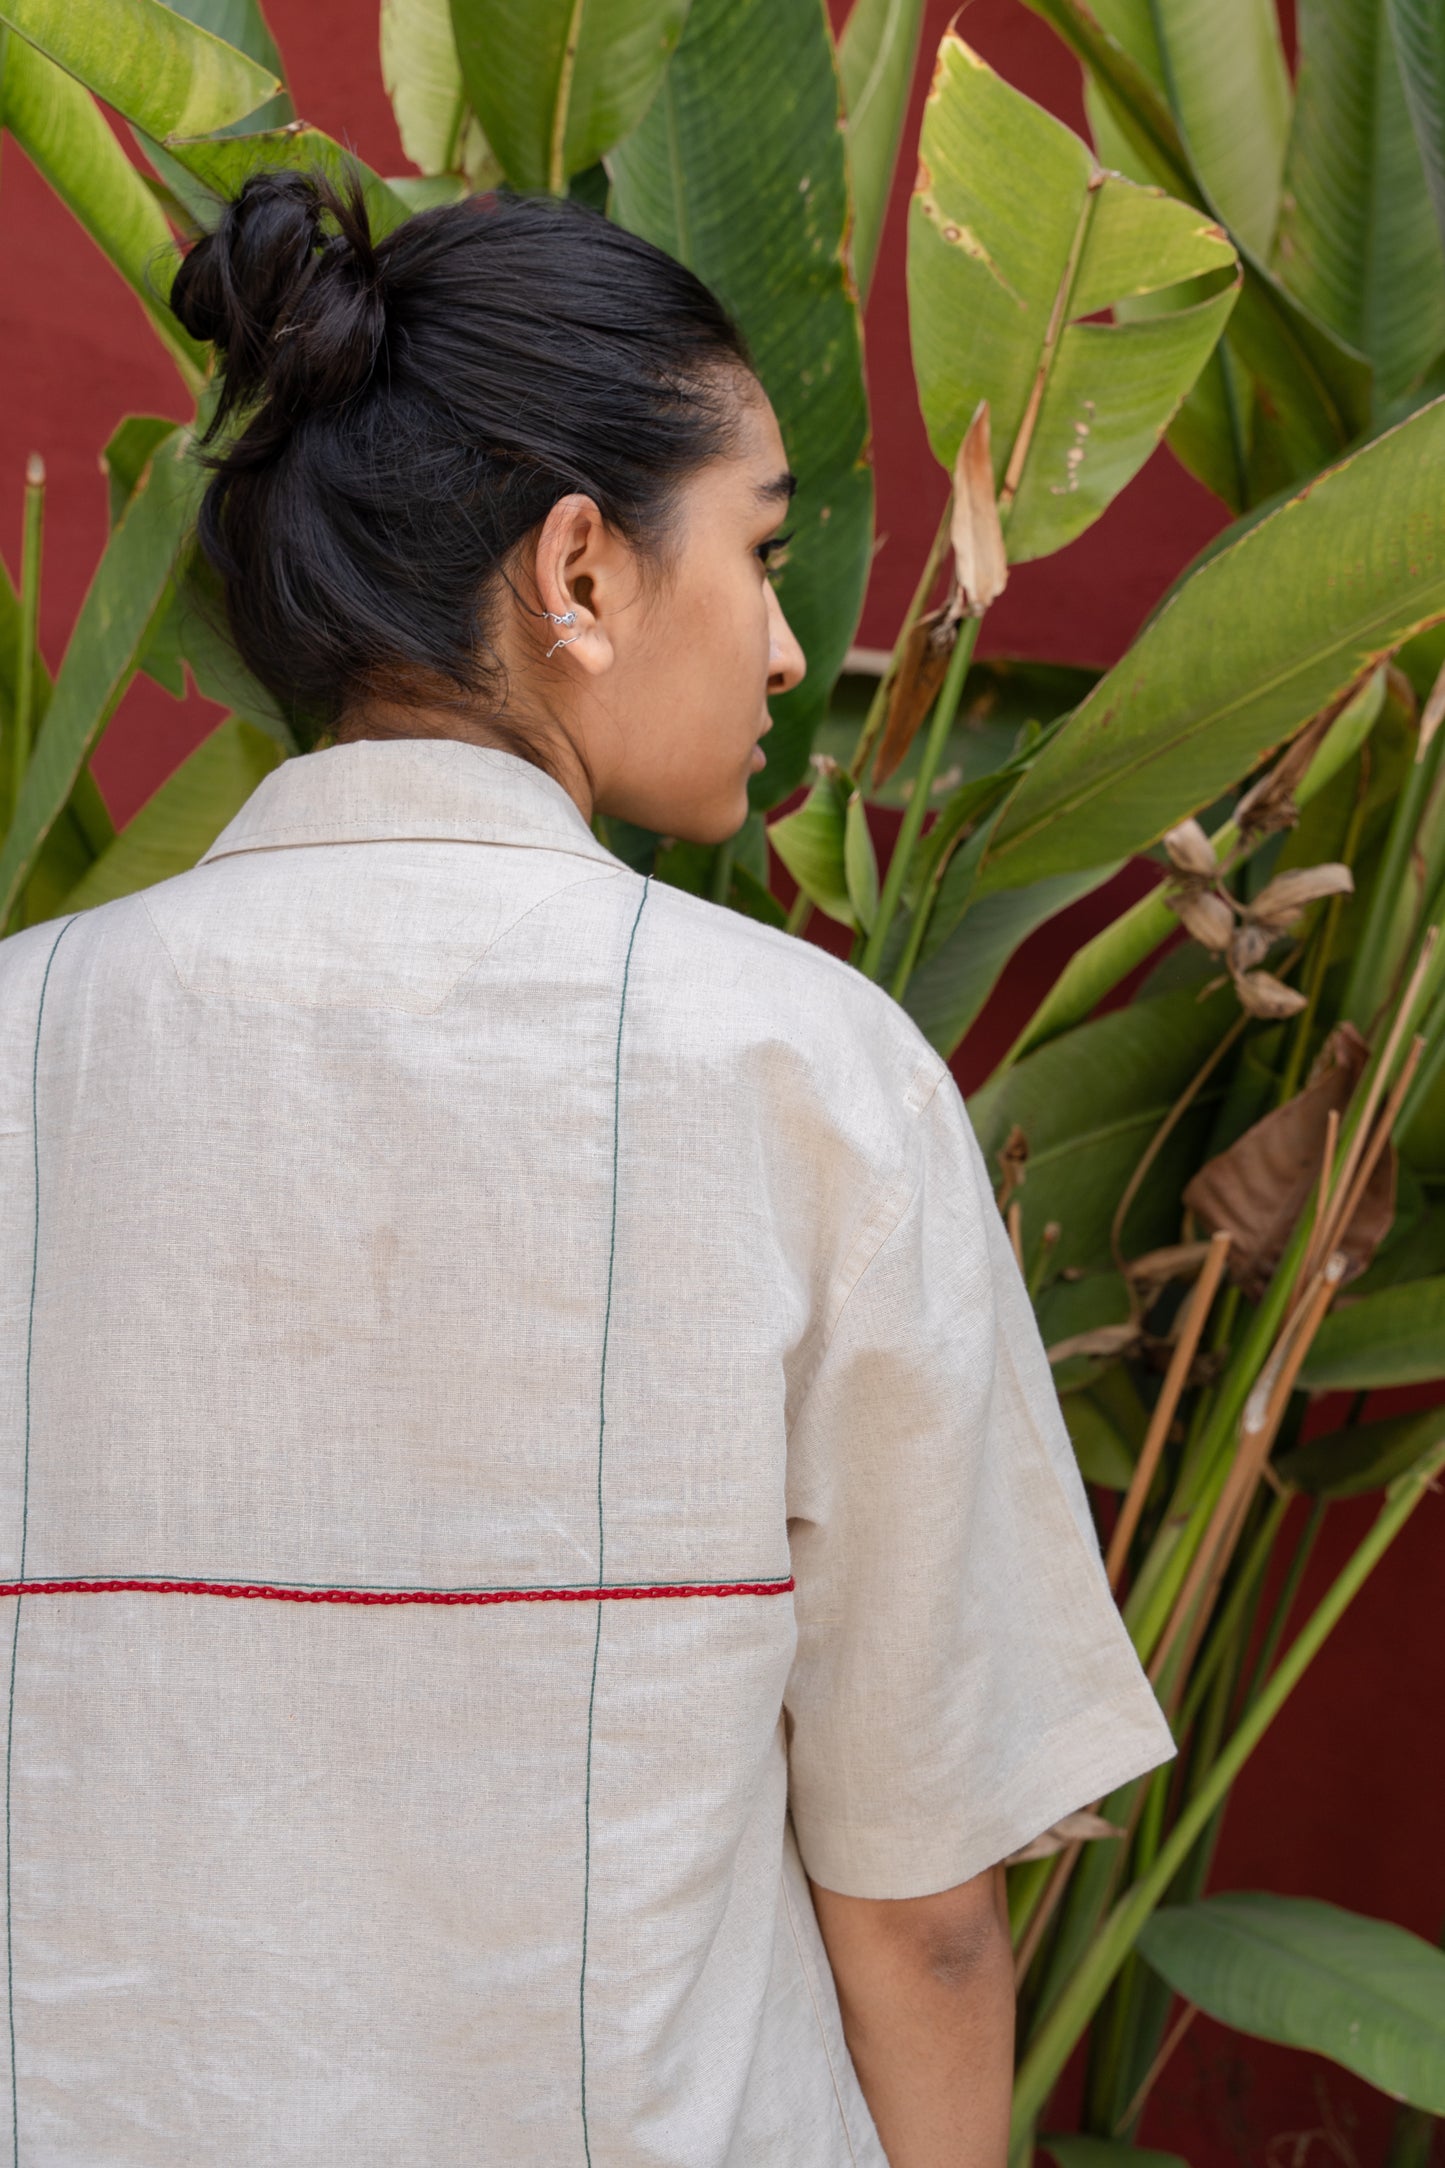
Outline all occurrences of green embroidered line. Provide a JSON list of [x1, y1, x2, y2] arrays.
[[8, 916, 78, 2166], [579, 875, 649, 2165]]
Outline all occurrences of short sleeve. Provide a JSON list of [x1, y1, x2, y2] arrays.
[[783, 1065, 1176, 1899]]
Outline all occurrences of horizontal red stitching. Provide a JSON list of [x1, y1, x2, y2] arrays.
[[0, 1577, 794, 1606]]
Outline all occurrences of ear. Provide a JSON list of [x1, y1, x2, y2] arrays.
[[531, 493, 633, 678]]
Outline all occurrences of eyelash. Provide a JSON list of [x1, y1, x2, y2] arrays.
[[756, 528, 795, 577]]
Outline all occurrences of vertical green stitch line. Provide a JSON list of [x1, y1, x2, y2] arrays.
[[7, 915, 78, 2167], [579, 875, 649, 2166]]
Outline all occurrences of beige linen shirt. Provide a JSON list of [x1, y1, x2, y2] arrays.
[[0, 738, 1173, 2165]]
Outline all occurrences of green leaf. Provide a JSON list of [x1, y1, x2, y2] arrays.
[[1061, 1393, 1139, 1491], [1020, 0, 1373, 497], [1388, 0, 1445, 263], [767, 765, 854, 927], [611, 0, 873, 809], [838, 0, 928, 302], [381, 0, 497, 185], [1278, 1404, 1445, 1499], [905, 864, 1113, 1057], [977, 400, 1445, 895], [450, 0, 690, 195], [1297, 1276, 1445, 1391], [909, 33, 1238, 566], [161, 125, 413, 242], [103, 415, 178, 527], [0, 40, 206, 387], [60, 720, 282, 912], [966, 983, 1234, 1273], [1139, 1894, 1445, 2113], [0, 431, 200, 927], [1275, 0, 1445, 412], [1086, 0, 1290, 257], [1042, 2138, 1189, 2168], [843, 787, 878, 933], [726, 858, 787, 929], [153, 0, 291, 134], [0, 0, 280, 143]]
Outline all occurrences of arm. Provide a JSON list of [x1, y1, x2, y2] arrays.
[[809, 1866, 1013, 2168]]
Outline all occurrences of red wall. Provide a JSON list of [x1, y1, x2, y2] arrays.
[[1, 3, 1439, 2157]]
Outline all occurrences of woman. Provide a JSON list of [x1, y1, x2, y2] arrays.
[[0, 175, 1172, 2165]]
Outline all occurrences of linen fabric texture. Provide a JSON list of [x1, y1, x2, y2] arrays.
[[0, 740, 1173, 2165]]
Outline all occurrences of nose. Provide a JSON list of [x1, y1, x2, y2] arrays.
[[766, 580, 806, 696]]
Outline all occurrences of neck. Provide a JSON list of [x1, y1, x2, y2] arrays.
[[332, 699, 595, 821]]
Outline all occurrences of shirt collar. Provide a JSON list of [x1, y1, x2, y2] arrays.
[[199, 738, 623, 871]]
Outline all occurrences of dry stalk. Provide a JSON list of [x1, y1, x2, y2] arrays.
[[1107, 1230, 1233, 1590], [1150, 1253, 1347, 1691], [1113, 2001, 1199, 2136], [1110, 1014, 1249, 1278], [1007, 1199, 1025, 1273], [1301, 930, 1438, 1289]]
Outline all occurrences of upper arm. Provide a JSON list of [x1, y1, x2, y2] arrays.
[[783, 1069, 1176, 1901]]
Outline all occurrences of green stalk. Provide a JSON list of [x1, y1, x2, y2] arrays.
[[1340, 722, 1445, 1031], [1273, 764, 1371, 1107], [10, 454, 44, 837], [1240, 1496, 1325, 1708], [709, 836, 735, 907], [1177, 1487, 1289, 1730], [858, 614, 981, 980], [1009, 1448, 1443, 2146]]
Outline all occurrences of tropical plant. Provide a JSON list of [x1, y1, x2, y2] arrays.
[[1, 0, 1443, 2158]]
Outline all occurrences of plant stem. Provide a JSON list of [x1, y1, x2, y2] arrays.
[[1274, 755, 1372, 1106], [858, 614, 981, 979], [1240, 1495, 1325, 1708], [784, 888, 814, 938], [1340, 720, 1445, 1032], [849, 495, 954, 784], [10, 454, 44, 836], [1008, 1447, 1443, 2146], [1177, 1486, 1289, 1730], [709, 837, 735, 907]]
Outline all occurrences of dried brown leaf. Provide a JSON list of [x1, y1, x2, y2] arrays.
[[1126, 1239, 1214, 1308], [1248, 862, 1354, 933], [950, 399, 1008, 617], [995, 1123, 1029, 1212], [1162, 819, 1217, 878], [1170, 887, 1234, 953], [1004, 1809, 1126, 1864], [1046, 1321, 1141, 1366], [872, 606, 954, 786], [1183, 1024, 1396, 1298], [1229, 922, 1275, 976], [1234, 968, 1307, 1018], [1234, 705, 1338, 836]]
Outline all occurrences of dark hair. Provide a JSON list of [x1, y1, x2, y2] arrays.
[[169, 170, 754, 752]]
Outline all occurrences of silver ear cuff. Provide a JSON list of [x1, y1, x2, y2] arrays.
[[543, 608, 578, 660]]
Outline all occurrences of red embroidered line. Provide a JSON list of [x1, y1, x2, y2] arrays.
[[0, 1577, 794, 1607]]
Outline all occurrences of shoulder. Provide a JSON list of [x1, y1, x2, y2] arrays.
[[628, 873, 951, 1139], [0, 914, 87, 1127]]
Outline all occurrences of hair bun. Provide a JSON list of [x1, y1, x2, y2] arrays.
[[171, 168, 386, 425]]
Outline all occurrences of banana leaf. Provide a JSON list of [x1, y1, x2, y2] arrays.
[[1140, 1895, 1445, 2114], [838, 0, 928, 302], [1297, 1276, 1445, 1391], [0, 0, 279, 142], [450, 0, 690, 194], [909, 29, 1238, 563], [0, 40, 205, 387], [59, 720, 281, 912], [0, 431, 200, 927], [1276, 0, 1445, 412], [977, 398, 1445, 895]]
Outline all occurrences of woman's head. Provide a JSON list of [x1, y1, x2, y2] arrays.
[[170, 171, 805, 843]]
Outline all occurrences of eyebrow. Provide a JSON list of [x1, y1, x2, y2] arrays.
[[756, 471, 799, 506]]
